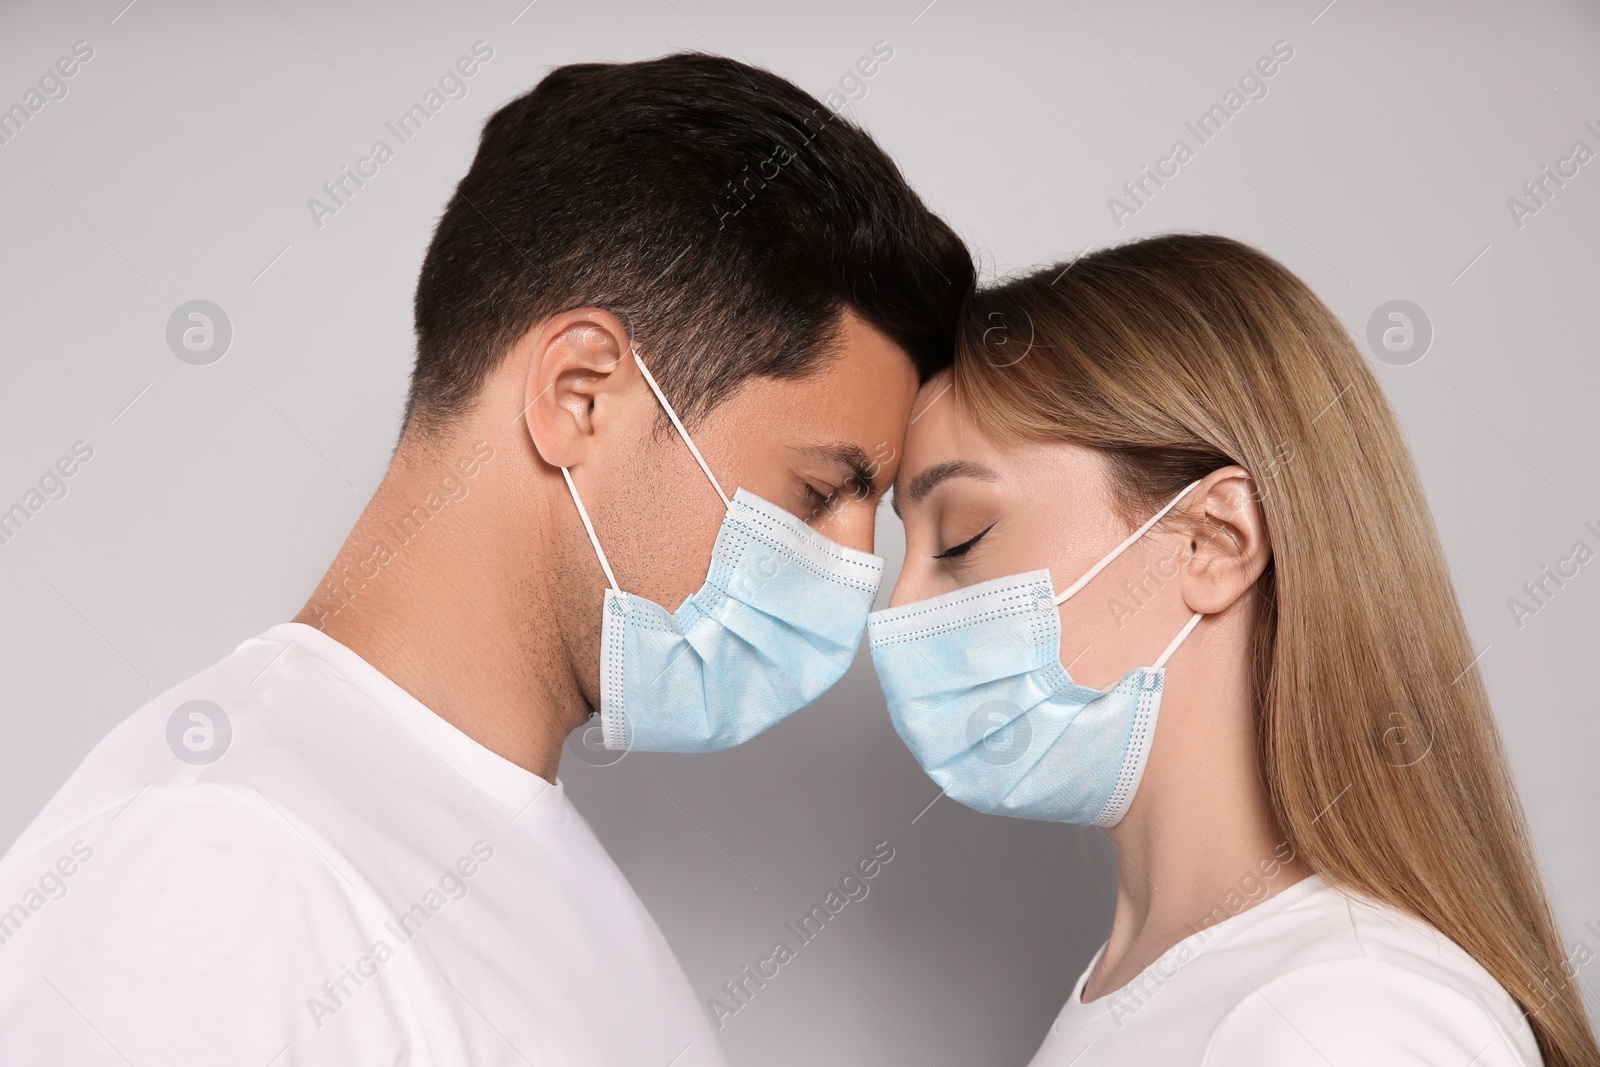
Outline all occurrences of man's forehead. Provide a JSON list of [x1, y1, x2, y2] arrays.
[[746, 361, 917, 440]]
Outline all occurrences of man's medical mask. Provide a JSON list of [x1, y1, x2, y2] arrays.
[[562, 350, 885, 753], [867, 482, 1204, 825]]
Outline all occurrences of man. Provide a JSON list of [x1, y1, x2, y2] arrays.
[[0, 53, 971, 1064]]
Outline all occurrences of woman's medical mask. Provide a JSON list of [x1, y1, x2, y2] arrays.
[[562, 350, 885, 754], [866, 482, 1204, 826]]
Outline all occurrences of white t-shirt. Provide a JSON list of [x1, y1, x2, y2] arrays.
[[0, 623, 726, 1067], [1030, 873, 1543, 1066]]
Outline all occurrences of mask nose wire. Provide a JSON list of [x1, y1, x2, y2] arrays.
[[631, 348, 732, 509]]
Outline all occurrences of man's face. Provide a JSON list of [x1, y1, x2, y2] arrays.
[[571, 310, 920, 616]]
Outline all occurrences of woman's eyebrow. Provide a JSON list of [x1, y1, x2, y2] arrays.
[[896, 460, 1002, 511]]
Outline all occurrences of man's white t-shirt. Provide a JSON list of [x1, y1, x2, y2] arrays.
[[0, 623, 727, 1066], [1029, 873, 1543, 1066]]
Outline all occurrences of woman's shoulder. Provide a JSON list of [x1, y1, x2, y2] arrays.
[[1200, 880, 1543, 1066]]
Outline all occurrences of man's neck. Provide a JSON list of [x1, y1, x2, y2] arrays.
[[292, 429, 585, 782]]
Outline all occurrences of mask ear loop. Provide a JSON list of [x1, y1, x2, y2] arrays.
[[560, 467, 622, 597], [632, 348, 732, 510], [558, 346, 730, 607], [1054, 479, 1205, 605], [1153, 611, 1203, 669], [1052, 478, 1208, 670]]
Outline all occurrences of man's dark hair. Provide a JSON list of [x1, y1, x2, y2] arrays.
[[407, 52, 973, 432]]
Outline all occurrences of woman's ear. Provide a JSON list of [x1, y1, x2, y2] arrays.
[[1178, 466, 1272, 616], [521, 309, 638, 469]]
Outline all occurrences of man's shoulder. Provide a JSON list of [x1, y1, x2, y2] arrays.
[[4, 628, 338, 860], [0, 776, 371, 923], [0, 776, 424, 1064]]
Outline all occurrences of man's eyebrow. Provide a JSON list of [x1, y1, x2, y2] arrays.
[[900, 460, 1001, 508], [803, 443, 879, 498]]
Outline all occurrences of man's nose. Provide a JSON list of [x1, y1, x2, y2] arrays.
[[810, 493, 879, 554]]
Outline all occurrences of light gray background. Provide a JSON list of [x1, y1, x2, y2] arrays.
[[2, 1, 1597, 1063]]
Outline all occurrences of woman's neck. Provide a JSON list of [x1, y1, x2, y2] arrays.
[[1080, 658, 1311, 1002]]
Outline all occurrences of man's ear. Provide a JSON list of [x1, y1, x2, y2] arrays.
[[1177, 466, 1272, 616], [521, 309, 639, 469]]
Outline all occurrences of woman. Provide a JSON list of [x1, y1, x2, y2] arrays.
[[868, 235, 1597, 1065]]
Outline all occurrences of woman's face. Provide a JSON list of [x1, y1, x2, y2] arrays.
[[889, 371, 1197, 691]]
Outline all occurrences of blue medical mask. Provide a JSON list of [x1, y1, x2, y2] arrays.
[[867, 482, 1204, 825], [562, 350, 885, 754]]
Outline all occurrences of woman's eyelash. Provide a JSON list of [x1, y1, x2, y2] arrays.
[[934, 522, 995, 560]]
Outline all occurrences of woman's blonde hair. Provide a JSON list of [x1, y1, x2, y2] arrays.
[[954, 234, 1596, 1065]]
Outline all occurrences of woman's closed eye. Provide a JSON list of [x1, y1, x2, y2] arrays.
[[934, 522, 995, 560]]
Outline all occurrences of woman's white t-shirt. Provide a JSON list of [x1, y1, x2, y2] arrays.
[[1029, 874, 1543, 1066]]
